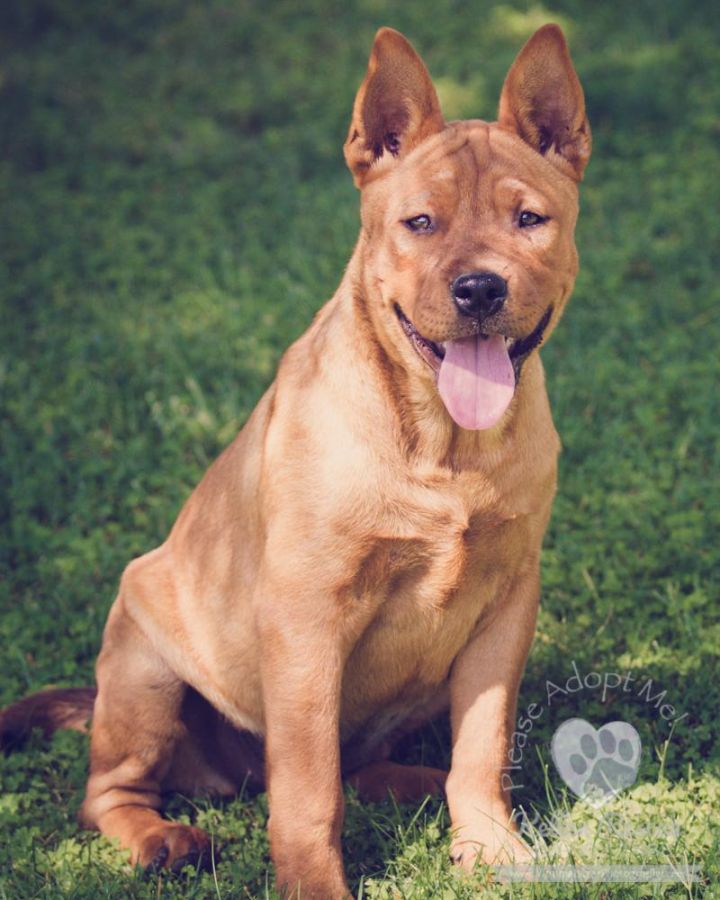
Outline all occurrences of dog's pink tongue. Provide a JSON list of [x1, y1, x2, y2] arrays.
[[438, 334, 515, 430]]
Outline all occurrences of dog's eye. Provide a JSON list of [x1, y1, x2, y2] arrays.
[[404, 214, 433, 232], [518, 210, 548, 228]]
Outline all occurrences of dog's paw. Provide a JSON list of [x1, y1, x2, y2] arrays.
[[551, 718, 641, 803], [137, 823, 212, 873], [450, 824, 533, 873]]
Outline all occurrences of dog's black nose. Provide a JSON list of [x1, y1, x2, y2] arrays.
[[451, 272, 508, 319]]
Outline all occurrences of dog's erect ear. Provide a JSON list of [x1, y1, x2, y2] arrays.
[[498, 24, 591, 181], [344, 28, 444, 188]]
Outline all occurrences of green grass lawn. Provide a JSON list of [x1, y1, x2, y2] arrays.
[[1, 0, 719, 896]]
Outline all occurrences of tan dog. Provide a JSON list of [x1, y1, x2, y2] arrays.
[[0, 24, 590, 897]]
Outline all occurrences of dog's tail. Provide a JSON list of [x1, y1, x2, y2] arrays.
[[0, 687, 96, 750]]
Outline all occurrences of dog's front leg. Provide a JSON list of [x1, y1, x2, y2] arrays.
[[446, 566, 540, 872], [260, 606, 350, 899]]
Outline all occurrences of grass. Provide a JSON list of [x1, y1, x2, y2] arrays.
[[1, 0, 719, 896]]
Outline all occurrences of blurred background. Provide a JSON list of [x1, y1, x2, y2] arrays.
[[1, 1, 718, 896]]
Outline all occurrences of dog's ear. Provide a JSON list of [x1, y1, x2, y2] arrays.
[[344, 28, 444, 188], [498, 24, 591, 181]]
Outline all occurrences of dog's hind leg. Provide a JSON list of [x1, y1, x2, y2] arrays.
[[79, 598, 210, 871], [347, 760, 447, 803]]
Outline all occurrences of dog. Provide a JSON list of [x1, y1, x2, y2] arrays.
[[0, 23, 590, 897]]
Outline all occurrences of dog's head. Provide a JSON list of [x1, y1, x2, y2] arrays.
[[345, 26, 590, 431]]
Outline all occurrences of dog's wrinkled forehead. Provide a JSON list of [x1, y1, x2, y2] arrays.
[[365, 120, 578, 227], [439, 123, 579, 195]]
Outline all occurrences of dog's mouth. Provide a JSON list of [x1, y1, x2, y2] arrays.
[[395, 305, 447, 371], [394, 304, 552, 431]]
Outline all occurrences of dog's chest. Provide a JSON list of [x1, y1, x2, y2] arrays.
[[339, 477, 531, 742]]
